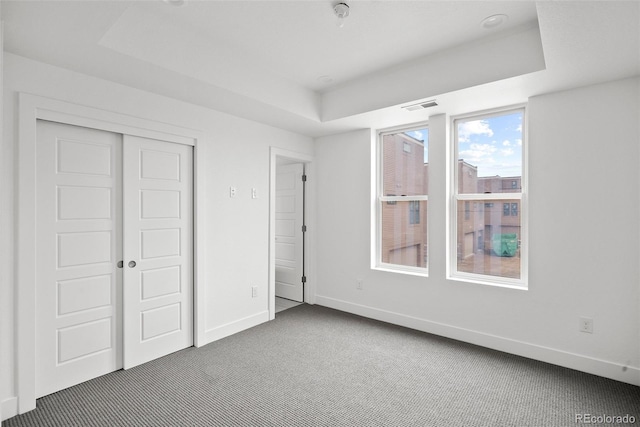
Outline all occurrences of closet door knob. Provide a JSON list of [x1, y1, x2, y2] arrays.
[[117, 260, 124, 268], [128, 261, 137, 268]]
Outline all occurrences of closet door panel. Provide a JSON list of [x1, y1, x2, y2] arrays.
[[35, 120, 123, 398], [122, 135, 193, 369]]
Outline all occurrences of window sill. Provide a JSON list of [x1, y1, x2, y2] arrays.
[[448, 273, 527, 290], [373, 264, 429, 278]]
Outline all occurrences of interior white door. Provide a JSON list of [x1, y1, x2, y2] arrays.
[[275, 163, 304, 302], [36, 120, 123, 397], [122, 135, 193, 369]]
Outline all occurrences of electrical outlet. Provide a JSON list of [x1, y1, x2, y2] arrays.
[[579, 317, 593, 333], [251, 286, 258, 298], [230, 186, 237, 198], [356, 279, 363, 290], [251, 188, 257, 199]]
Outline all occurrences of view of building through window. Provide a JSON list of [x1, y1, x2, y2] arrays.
[[379, 127, 429, 270], [378, 109, 524, 282], [454, 110, 524, 281]]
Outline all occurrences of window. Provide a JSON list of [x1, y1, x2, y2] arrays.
[[451, 108, 526, 287], [409, 201, 421, 225], [377, 125, 429, 273]]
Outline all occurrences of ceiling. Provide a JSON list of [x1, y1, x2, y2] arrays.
[[2, 1, 639, 137]]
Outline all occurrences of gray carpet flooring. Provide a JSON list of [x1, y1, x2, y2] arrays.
[[5, 304, 640, 427]]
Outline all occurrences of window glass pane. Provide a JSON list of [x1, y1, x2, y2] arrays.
[[457, 111, 523, 194], [456, 199, 521, 279], [381, 200, 428, 268], [382, 129, 428, 196], [379, 127, 429, 272]]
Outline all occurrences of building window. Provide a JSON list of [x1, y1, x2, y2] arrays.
[[451, 107, 526, 287], [409, 201, 421, 224], [377, 125, 429, 273]]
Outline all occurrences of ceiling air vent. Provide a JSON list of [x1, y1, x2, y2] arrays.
[[402, 100, 438, 112]]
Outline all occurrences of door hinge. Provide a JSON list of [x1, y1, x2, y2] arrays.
[[302, 174, 307, 182], [302, 276, 307, 283], [302, 225, 307, 232]]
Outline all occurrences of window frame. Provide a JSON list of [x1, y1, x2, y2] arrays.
[[449, 106, 528, 289], [374, 122, 429, 276]]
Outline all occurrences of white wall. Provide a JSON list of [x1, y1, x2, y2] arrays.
[[315, 77, 640, 385], [1, 53, 314, 419], [322, 25, 545, 121], [0, 4, 5, 423]]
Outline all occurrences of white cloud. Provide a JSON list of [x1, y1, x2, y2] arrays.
[[516, 139, 522, 146], [478, 161, 522, 177], [516, 124, 522, 132], [458, 120, 494, 143], [459, 143, 498, 163], [502, 140, 511, 146], [501, 148, 515, 156]]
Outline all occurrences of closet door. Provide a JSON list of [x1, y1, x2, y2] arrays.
[[35, 120, 123, 398], [35, 121, 194, 397], [122, 135, 193, 368]]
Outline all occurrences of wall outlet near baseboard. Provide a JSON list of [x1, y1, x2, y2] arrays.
[[252, 286, 258, 298], [579, 317, 593, 333], [356, 279, 363, 290]]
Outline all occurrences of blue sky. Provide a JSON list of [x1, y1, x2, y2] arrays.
[[457, 112, 523, 177], [401, 112, 522, 176]]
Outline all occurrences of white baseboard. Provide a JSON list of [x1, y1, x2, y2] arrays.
[[315, 295, 640, 386], [202, 310, 269, 345], [2, 397, 18, 422]]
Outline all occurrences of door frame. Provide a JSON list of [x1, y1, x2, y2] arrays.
[[268, 147, 315, 319], [16, 93, 207, 413]]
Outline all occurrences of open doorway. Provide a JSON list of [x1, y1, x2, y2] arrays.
[[269, 148, 313, 318]]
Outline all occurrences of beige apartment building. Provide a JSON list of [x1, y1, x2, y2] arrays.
[[457, 160, 521, 259], [380, 133, 428, 267], [380, 135, 521, 267]]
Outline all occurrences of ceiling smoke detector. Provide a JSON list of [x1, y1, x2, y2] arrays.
[[402, 100, 438, 112], [334, 3, 350, 28]]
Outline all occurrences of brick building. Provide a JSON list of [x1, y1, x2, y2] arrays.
[[457, 160, 521, 259], [380, 133, 428, 268], [380, 142, 522, 267]]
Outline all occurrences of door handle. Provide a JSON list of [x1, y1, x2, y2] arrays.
[[128, 261, 137, 268], [117, 260, 124, 268]]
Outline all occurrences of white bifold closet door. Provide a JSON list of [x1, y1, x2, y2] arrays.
[[35, 120, 193, 398]]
